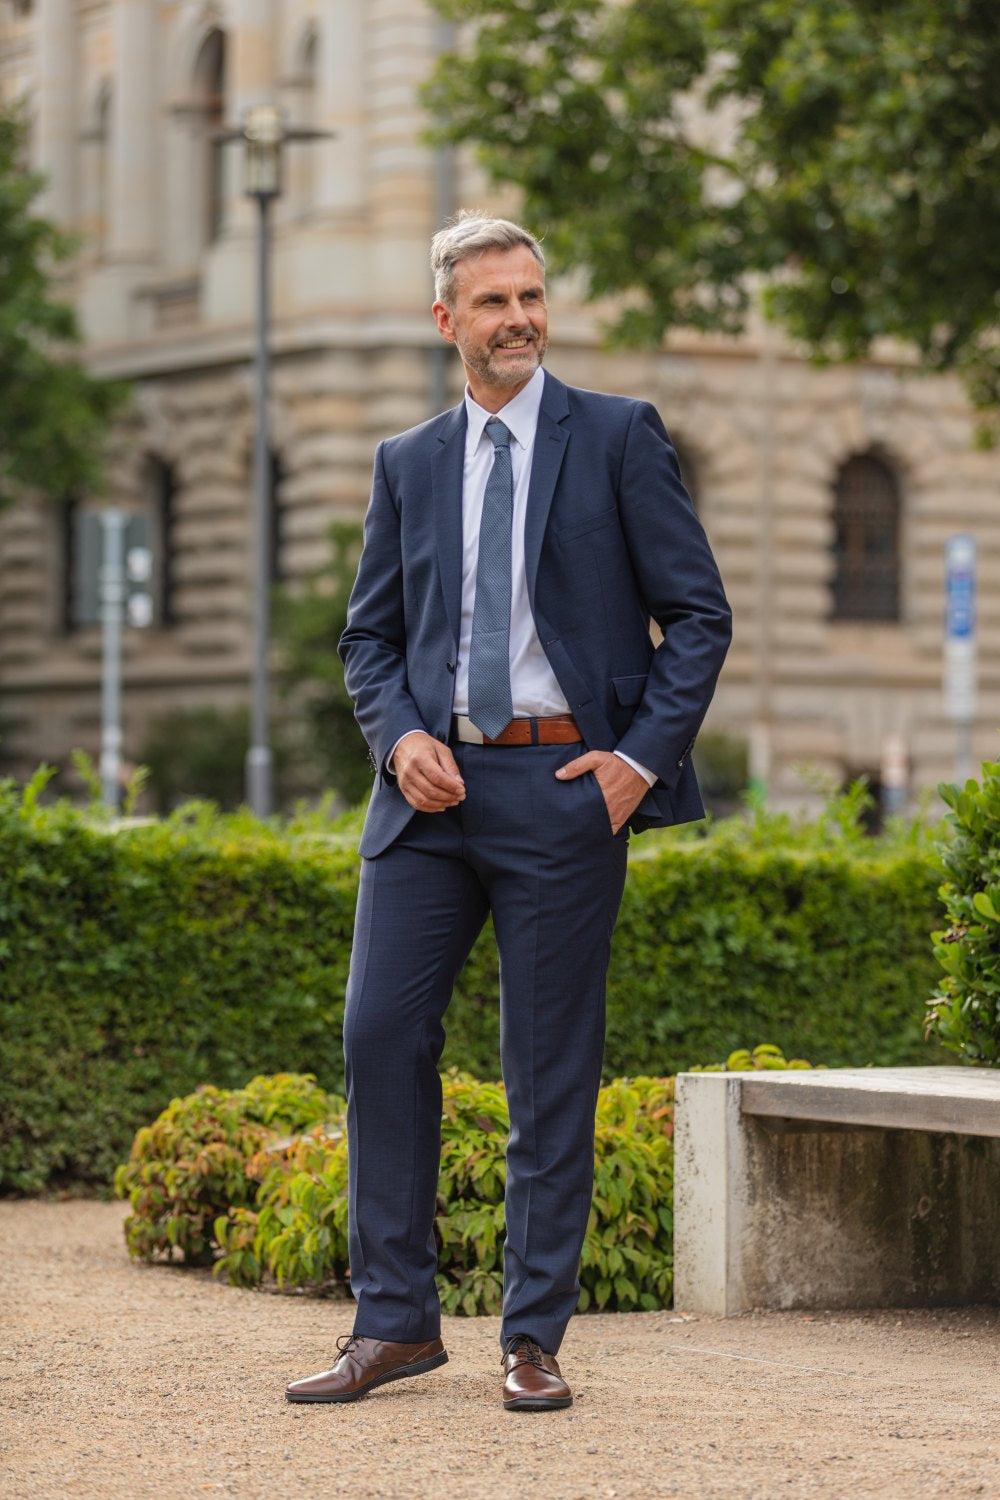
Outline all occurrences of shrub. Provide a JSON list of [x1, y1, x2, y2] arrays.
[[113, 1073, 338, 1265], [215, 1124, 351, 1294], [926, 760, 1000, 1064], [128, 1051, 809, 1314], [1, 771, 944, 1191]]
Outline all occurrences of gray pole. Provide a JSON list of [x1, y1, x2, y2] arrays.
[[749, 332, 777, 801], [99, 508, 126, 810], [956, 722, 973, 787], [246, 190, 273, 817]]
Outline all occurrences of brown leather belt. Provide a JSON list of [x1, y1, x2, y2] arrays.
[[452, 714, 582, 746]]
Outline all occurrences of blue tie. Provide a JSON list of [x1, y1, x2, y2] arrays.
[[468, 419, 515, 739]]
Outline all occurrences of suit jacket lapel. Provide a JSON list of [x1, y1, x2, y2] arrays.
[[431, 402, 467, 648], [524, 372, 571, 610]]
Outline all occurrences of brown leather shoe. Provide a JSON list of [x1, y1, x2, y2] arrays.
[[285, 1334, 448, 1403], [501, 1335, 572, 1411]]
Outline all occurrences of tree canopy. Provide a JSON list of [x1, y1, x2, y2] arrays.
[[0, 105, 125, 510], [425, 0, 1000, 426]]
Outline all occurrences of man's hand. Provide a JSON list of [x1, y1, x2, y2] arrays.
[[393, 731, 466, 813], [555, 751, 648, 835]]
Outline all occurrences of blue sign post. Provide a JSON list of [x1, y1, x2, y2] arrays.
[[944, 534, 976, 784]]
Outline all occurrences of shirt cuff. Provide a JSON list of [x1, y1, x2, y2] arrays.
[[386, 729, 428, 776], [613, 749, 657, 788]]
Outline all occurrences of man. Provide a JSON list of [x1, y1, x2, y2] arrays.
[[286, 213, 731, 1411]]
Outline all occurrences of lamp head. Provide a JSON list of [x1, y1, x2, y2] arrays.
[[242, 104, 285, 197]]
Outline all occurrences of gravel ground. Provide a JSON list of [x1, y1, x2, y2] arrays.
[[1, 1199, 998, 1500]]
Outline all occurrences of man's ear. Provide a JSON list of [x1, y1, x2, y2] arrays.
[[432, 300, 458, 345]]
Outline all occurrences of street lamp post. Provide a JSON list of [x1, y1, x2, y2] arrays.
[[217, 106, 331, 817]]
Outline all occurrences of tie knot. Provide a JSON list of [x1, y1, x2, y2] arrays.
[[485, 419, 511, 451]]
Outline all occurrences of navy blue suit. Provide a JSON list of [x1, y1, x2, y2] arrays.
[[339, 371, 731, 1351]]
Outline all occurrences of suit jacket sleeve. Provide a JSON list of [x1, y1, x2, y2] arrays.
[[611, 401, 732, 787], [338, 441, 428, 774]]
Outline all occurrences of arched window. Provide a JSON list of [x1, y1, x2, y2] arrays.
[[830, 452, 901, 622], [193, 28, 227, 246]]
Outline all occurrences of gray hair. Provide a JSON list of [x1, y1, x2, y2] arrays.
[[430, 212, 545, 306]]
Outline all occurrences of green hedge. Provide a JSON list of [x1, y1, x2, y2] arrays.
[[1, 773, 946, 1192]]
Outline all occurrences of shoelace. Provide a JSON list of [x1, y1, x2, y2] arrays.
[[502, 1335, 544, 1369], [335, 1333, 363, 1361]]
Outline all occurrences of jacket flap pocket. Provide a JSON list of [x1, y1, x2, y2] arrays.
[[554, 505, 619, 541], [612, 673, 648, 706]]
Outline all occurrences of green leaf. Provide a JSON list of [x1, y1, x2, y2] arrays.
[[972, 892, 999, 923]]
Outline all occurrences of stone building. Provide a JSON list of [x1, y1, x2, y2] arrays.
[[0, 0, 997, 809]]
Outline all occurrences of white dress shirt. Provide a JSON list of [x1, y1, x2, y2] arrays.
[[455, 368, 566, 718], [391, 366, 654, 787]]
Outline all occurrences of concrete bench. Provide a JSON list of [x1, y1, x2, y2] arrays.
[[673, 1067, 1000, 1315]]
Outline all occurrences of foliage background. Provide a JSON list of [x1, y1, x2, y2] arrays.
[[0, 104, 125, 512], [426, 0, 1000, 433]]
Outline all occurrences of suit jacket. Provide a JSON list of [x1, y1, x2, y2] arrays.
[[339, 370, 732, 859]]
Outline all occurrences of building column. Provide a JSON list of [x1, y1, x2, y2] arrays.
[[316, 0, 365, 214], [201, 0, 274, 323], [225, 0, 275, 234], [368, 3, 437, 311], [35, 0, 76, 224], [110, 0, 157, 263]]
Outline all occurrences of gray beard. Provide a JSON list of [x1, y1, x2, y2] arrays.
[[462, 337, 547, 388]]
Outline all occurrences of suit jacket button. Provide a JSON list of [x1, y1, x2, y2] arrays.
[[446, 661, 455, 672]]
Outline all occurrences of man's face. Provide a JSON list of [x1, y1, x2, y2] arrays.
[[433, 245, 548, 399]]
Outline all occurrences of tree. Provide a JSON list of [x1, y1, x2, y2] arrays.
[[425, 0, 1000, 431], [0, 103, 125, 511], [272, 521, 372, 807]]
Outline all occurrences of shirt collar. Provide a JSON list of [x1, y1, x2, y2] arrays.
[[464, 365, 545, 452]]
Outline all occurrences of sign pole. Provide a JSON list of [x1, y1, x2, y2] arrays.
[[99, 509, 126, 811]]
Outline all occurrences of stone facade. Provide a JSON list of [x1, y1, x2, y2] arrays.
[[1, 0, 997, 807]]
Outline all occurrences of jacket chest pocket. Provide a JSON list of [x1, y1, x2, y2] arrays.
[[553, 505, 620, 543]]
